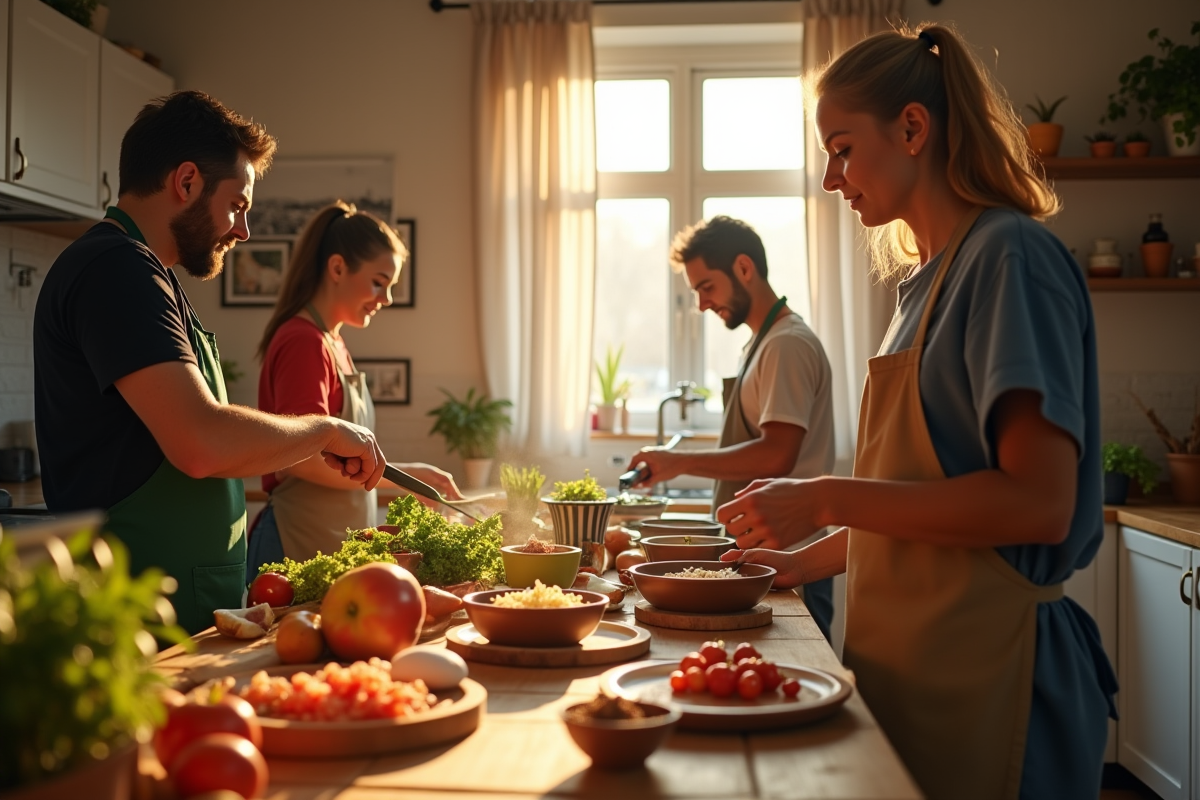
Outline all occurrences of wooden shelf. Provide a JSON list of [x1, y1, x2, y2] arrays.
[[1087, 278, 1200, 291], [1042, 156, 1200, 180]]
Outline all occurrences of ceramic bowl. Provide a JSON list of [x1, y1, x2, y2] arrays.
[[611, 496, 669, 522], [561, 701, 681, 770], [462, 588, 608, 647], [638, 518, 724, 537], [500, 544, 582, 589], [639, 534, 736, 562], [627, 560, 776, 614]]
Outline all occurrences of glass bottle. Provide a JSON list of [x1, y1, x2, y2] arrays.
[[1142, 213, 1170, 244]]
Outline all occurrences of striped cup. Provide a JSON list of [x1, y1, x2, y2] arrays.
[[542, 497, 618, 548]]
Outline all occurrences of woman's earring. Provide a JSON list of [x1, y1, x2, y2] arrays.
[[910, 148, 917, 156]]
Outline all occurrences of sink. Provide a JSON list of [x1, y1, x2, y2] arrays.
[[663, 487, 713, 499]]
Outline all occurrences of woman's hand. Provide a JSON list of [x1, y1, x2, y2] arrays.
[[394, 462, 465, 501], [720, 548, 805, 590], [715, 477, 826, 551]]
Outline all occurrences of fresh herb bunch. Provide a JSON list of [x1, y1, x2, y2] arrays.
[[0, 530, 190, 790], [1101, 443, 1161, 494], [1085, 131, 1116, 143], [384, 496, 504, 586], [550, 470, 607, 502], [501, 464, 545, 514], [1125, 130, 1150, 142], [258, 539, 400, 604]]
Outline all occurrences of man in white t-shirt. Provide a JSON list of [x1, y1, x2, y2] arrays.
[[630, 215, 837, 640]]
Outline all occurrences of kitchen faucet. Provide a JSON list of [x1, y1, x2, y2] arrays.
[[657, 381, 705, 446]]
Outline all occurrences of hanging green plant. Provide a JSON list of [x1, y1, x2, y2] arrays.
[[1104, 22, 1200, 147]]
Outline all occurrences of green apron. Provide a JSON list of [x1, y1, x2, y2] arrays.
[[101, 207, 248, 635]]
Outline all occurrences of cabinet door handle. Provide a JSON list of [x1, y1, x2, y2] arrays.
[[101, 172, 112, 208], [13, 138, 27, 181], [1181, 568, 1194, 607]]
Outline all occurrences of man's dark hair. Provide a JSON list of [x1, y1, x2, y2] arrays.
[[118, 90, 277, 198], [669, 215, 768, 279]]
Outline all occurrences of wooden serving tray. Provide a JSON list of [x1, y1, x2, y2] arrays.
[[445, 620, 650, 667], [634, 600, 772, 631]]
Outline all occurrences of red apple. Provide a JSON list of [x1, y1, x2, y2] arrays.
[[319, 562, 425, 661], [155, 694, 261, 772]]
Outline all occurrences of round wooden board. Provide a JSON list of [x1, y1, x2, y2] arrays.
[[445, 620, 651, 667], [221, 664, 486, 759], [634, 600, 772, 630]]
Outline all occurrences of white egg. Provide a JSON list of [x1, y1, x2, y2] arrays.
[[390, 646, 468, 690]]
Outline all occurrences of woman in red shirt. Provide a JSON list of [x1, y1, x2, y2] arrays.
[[248, 202, 461, 576]]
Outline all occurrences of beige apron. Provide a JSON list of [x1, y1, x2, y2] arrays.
[[713, 298, 788, 510], [843, 207, 1061, 800], [272, 317, 377, 560]]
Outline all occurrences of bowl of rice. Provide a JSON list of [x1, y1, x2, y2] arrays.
[[462, 582, 609, 647], [627, 560, 776, 614], [501, 537, 582, 589]]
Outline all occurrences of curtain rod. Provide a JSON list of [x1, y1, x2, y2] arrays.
[[430, 0, 801, 11]]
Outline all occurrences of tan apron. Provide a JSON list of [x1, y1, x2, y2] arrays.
[[713, 297, 788, 510], [843, 207, 1061, 800], [272, 315, 377, 559]]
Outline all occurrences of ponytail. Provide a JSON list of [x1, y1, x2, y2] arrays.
[[813, 23, 1060, 280], [256, 201, 406, 359]]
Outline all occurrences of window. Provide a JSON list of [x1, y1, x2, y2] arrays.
[[592, 29, 807, 429]]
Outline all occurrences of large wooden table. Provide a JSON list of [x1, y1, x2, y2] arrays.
[[156, 588, 921, 800]]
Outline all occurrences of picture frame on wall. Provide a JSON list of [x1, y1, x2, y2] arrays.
[[222, 239, 292, 307], [358, 359, 411, 405], [392, 218, 415, 308]]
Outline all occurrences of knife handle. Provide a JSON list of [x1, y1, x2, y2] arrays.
[[618, 465, 652, 491]]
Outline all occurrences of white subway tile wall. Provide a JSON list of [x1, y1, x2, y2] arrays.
[[0, 227, 70, 450], [1100, 371, 1200, 472]]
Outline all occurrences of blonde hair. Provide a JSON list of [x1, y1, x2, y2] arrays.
[[257, 201, 406, 359], [813, 23, 1060, 279]]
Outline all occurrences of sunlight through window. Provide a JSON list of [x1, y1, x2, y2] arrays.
[[702, 77, 803, 171], [595, 80, 670, 172]]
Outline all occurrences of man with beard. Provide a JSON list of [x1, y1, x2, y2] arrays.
[[33, 91, 386, 634], [629, 216, 837, 640]]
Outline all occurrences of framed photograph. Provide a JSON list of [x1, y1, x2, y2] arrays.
[[222, 240, 291, 306], [358, 359, 411, 405], [250, 158, 393, 236], [393, 218, 415, 308]]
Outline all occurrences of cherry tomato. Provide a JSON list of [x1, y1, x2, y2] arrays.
[[685, 665, 707, 693], [247, 572, 294, 607], [737, 670, 764, 700], [680, 652, 707, 673], [758, 661, 783, 692], [733, 643, 760, 663], [781, 678, 802, 698], [669, 670, 688, 693], [705, 662, 736, 698], [169, 733, 268, 799], [699, 641, 728, 666], [734, 658, 760, 679], [155, 695, 262, 772]]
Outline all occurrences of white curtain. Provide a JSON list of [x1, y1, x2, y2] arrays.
[[803, 0, 904, 472], [472, 1, 597, 458]]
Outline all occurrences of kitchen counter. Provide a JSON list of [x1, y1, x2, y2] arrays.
[[155, 589, 921, 800], [1105, 503, 1200, 549], [0, 477, 43, 508]]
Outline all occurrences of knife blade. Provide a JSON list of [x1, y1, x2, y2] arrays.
[[384, 464, 482, 522]]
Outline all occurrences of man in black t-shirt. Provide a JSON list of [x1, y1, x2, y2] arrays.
[[34, 92, 386, 633]]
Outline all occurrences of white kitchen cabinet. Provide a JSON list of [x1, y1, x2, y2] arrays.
[[1118, 525, 1194, 800], [99, 40, 174, 209], [0, 0, 9, 178], [7, 0, 99, 207]]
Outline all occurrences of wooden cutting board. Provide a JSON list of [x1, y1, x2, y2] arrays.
[[444, 620, 650, 667], [634, 601, 772, 631]]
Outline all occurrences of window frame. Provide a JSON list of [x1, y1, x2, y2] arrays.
[[594, 40, 805, 433]]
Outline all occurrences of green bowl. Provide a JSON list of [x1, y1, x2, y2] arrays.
[[501, 544, 582, 588]]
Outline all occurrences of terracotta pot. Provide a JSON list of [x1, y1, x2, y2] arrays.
[[1140, 242, 1173, 278], [1167, 454, 1200, 505], [1123, 141, 1151, 158], [1089, 141, 1117, 158], [1027, 123, 1064, 157]]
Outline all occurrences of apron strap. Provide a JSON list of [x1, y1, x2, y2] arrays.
[[911, 207, 985, 350], [104, 206, 148, 245], [305, 304, 353, 376], [730, 295, 789, 432]]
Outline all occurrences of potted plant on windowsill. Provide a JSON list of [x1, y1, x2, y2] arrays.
[[1104, 22, 1200, 157], [594, 345, 631, 434], [1132, 390, 1200, 504], [1122, 130, 1152, 157], [0, 529, 191, 800], [1101, 443, 1160, 505], [1085, 131, 1118, 158], [1025, 95, 1067, 157], [428, 388, 513, 490]]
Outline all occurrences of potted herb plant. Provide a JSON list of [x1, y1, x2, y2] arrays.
[[427, 387, 513, 489], [1132, 390, 1200, 504], [1123, 130, 1152, 157], [1025, 95, 1067, 157], [541, 470, 617, 548], [0, 529, 190, 800], [1085, 132, 1117, 158], [1101, 443, 1160, 505], [1104, 23, 1200, 156], [594, 345, 631, 434], [497, 463, 549, 546]]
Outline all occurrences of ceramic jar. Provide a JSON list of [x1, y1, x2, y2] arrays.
[[1087, 239, 1122, 278]]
